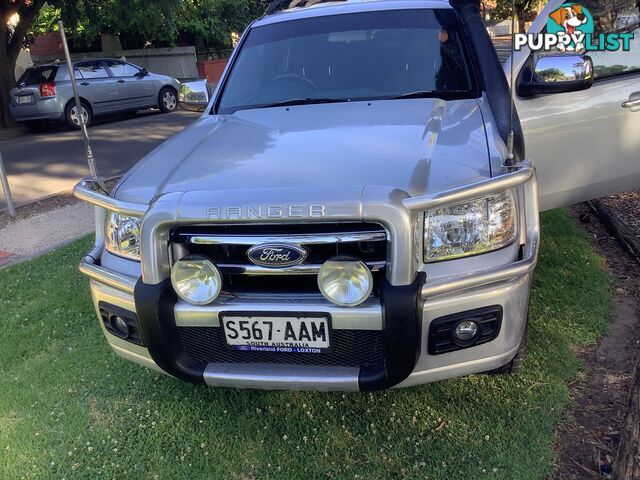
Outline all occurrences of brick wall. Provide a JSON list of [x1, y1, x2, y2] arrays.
[[30, 33, 63, 58], [197, 59, 228, 83]]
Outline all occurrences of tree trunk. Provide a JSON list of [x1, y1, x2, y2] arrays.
[[0, 0, 47, 128], [613, 361, 640, 479], [0, 53, 17, 129], [0, 21, 17, 128], [517, 17, 526, 34]]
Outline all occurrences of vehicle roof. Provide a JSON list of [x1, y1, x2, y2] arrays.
[[30, 58, 125, 68], [254, 0, 452, 27]]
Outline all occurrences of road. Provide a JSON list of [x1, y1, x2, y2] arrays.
[[493, 36, 513, 63], [0, 109, 199, 211]]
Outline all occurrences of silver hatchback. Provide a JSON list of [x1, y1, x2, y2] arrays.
[[9, 59, 181, 130]]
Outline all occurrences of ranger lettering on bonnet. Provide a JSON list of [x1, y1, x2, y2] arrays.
[[74, 0, 640, 391], [206, 204, 326, 220]]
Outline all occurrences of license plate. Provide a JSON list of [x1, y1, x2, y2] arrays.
[[220, 314, 331, 354], [17, 96, 32, 104]]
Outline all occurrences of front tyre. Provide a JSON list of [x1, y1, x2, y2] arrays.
[[65, 100, 92, 130], [158, 87, 178, 113]]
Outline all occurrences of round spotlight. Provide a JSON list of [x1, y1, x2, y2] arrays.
[[171, 255, 222, 306], [317, 256, 373, 307], [453, 320, 479, 343], [110, 315, 130, 339]]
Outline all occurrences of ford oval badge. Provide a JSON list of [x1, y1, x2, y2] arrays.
[[247, 244, 308, 268]]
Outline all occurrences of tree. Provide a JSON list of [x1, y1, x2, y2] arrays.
[[175, 0, 264, 53], [1, 0, 47, 127], [57, 0, 180, 48], [492, 0, 540, 34]]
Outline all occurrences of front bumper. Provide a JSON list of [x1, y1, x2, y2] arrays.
[[77, 165, 539, 391]]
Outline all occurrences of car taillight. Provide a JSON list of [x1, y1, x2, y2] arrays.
[[40, 82, 56, 97]]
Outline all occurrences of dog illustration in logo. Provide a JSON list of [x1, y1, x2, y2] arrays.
[[549, 4, 588, 52]]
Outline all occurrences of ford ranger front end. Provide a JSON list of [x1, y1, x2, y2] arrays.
[[74, 0, 541, 390]]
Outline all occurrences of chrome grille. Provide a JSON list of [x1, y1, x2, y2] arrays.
[[170, 222, 388, 294]]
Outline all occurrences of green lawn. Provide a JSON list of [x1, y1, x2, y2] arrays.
[[0, 210, 612, 480]]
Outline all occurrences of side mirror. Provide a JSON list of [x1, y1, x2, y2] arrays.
[[178, 79, 212, 112], [517, 54, 594, 97], [137, 68, 149, 77]]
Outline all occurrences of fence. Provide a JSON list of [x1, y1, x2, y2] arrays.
[[116, 47, 199, 80], [31, 46, 199, 81]]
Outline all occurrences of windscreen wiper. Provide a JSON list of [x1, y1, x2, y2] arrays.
[[257, 97, 351, 109]]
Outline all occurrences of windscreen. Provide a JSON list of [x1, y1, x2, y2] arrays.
[[218, 9, 475, 113], [17, 66, 58, 86]]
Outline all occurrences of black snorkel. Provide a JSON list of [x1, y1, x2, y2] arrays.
[[450, 0, 525, 165]]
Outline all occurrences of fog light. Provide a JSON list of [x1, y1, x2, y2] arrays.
[[317, 256, 373, 307], [453, 320, 479, 342], [171, 255, 222, 305], [110, 315, 130, 338]]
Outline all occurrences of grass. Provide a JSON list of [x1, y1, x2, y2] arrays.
[[0, 209, 612, 480]]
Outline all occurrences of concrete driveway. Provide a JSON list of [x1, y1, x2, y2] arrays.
[[0, 109, 199, 211]]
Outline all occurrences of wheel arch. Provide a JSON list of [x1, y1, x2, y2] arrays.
[[159, 84, 178, 100], [64, 97, 93, 114]]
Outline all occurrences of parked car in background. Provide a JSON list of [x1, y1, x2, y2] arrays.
[[9, 59, 180, 130]]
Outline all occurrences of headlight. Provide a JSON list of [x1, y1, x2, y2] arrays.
[[424, 190, 517, 262], [317, 256, 373, 307], [171, 255, 222, 306], [105, 212, 142, 260]]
